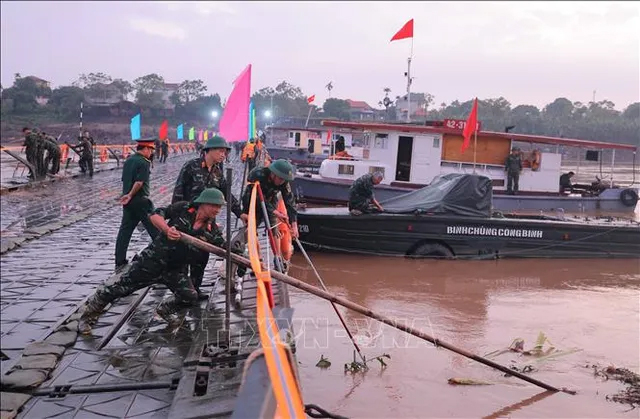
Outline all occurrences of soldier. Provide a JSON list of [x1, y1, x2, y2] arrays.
[[348, 172, 384, 215], [22, 127, 40, 179], [115, 138, 159, 270], [172, 136, 243, 299], [241, 138, 257, 171], [42, 133, 61, 175], [79, 188, 246, 332], [72, 133, 94, 176], [504, 147, 523, 195], [241, 159, 298, 241], [160, 138, 169, 163], [33, 129, 47, 178]]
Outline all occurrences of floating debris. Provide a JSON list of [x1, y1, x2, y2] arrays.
[[447, 377, 493, 386], [588, 364, 640, 408], [316, 354, 331, 369], [344, 351, 390, 374]]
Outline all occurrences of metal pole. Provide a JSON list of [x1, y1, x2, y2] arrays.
[[304, 106, 313, 129], [406, 57, 412, 123], [225, 167, 233, 335], [473, 130, 478, 174]]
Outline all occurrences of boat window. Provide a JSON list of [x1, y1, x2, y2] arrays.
[[363, 133, 371, 147], [374, 134, 388, 149], [369, 166, 385, 177], [338, 164, 355, 175], [433, 137, 440, 148], [289, 132, 293, 138]]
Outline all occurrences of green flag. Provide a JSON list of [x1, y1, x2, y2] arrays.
[[188, 127, 195, 141]]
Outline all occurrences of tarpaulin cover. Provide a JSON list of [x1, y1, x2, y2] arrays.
[[380, 173, 493, 217]]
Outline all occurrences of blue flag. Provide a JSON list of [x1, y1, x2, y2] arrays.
[[130, 113, 141, 140], [177, 124, 184, 140]]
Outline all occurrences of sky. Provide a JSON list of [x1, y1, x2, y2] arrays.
[[1, 1, 639, 111]]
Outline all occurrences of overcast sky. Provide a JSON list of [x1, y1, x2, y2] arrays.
[[1, 1, 638, 111]]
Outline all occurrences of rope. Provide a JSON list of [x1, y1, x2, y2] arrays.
[[299, 221, 639, 259]]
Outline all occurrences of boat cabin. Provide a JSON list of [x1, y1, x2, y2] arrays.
[[318, 121, 636, 193], [285, 129, 355, 155]]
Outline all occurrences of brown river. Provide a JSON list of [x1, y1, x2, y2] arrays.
[[288, 255, 640, 418]]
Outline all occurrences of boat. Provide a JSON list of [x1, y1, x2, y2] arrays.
[[292, 120, 639, 214], [296, 173, 640, 259]]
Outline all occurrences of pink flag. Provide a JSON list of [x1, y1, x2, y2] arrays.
[[198, 129, 203, 142], [219, 64, 252, 142]]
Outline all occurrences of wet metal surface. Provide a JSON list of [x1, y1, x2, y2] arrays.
[[288, 255, 640, 418], [1, 151, 286, 418]]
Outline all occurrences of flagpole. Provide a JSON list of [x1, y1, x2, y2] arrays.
[[473, 129, 478, 174], [305, 106, 313, 128]]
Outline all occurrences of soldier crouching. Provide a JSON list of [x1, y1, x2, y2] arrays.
[[79, 188, 246, 333]]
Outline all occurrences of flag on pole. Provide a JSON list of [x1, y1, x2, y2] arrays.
[[177, 124, 184, 140], [219, 64, 252, 142], [248, 101, 255, 139], [461, 98, 478, 153], [204, 130, 209, 141], [252, 107, 257, 139], [159, 120, 169, 140], [188, 127, 195, 141], [198, 129, 203, 143], [390, 19, 414, 41], [130, 113, 141, 140], [325, 129, 332, 145], [307, 95, 315, 104]]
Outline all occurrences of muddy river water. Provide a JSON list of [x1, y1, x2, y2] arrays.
[[288, 256, 639, 418]]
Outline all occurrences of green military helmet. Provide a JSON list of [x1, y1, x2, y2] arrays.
[[193, 188, 227, 205], [203, 135, 231, 151], [268, 159, 296, 182]]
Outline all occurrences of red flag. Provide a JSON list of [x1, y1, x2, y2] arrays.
[[461, 98, 478, 153], [159, 120, 169, 140], [325, 129, 332, 145], [307, 95, 315, 104], [390, 19, 414, 41]]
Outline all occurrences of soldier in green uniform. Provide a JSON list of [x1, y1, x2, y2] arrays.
[[114, 138, 159, 270], [79, 188, 247, 332], [348, 172, 384, 215], [504, 147, 523, 195], [172, 136, 243, 299], [22, 127, 40, 179], [74, 133, 94, 176], [42, 133, 61, 175], [241, 159, 298, 240]]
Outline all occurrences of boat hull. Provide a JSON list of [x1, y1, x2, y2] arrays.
[[296, 208, 640, 259], [292, 176, 639, 214]]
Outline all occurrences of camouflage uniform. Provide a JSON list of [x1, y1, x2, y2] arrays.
[[80, 201, 246, 330], [241, 166, 298, 228], [42, 134, 61, 175], [76, 137, 94, 176], [348, 173, 381, 214], [504, 153, 523, 195], [23, 132, 40, 179], [172, 157, 242, 291]]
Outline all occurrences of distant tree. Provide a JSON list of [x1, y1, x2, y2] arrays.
[[133, 74, 165, 108], [73, 72, 113, 89], [49, 86, 85, 120], [322, 98, 351, 120], [175, 79, 207, 105], [622, 102, 639, 120]]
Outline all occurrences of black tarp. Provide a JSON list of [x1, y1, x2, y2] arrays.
[[379, 173, 493, 217]]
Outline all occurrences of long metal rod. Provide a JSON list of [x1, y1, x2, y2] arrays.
[[255, 184, 285, 274], [178, 232, 576, 395], [97, 286, 151, 350], [294, 237, 366, 365], [225, 167, 233, 335]]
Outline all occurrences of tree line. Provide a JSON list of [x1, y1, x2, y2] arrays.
[[1, 73, 637, 145]]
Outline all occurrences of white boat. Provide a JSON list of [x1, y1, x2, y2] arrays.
[[292, 120, 639, 214]]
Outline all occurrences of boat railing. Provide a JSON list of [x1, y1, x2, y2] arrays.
[[441, 160, 504, 171]]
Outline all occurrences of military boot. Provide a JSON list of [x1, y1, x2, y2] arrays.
[[78, 296, 109, 335], [155, 300, 182, 326]]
